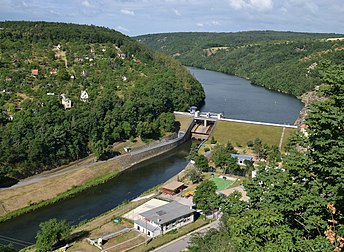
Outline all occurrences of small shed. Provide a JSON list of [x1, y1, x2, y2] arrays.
[[161, 181, 185, 195], [189, 106, 197, 114]]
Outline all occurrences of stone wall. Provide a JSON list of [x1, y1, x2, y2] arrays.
[[109, 120, 195, 173]]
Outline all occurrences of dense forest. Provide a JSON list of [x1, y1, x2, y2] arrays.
[[136, 31, 344, 96], [0, 21, 205, 182], [187, 61, 344, 251]]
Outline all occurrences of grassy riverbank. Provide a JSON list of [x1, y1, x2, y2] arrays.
[[0, 116, 192, 223], [0, 169, 121, 223]]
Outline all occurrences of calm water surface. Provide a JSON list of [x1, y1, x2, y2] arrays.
[[0, 143, 190, 249], [0, 67, 303, 249], [187, 67, 304, 124]]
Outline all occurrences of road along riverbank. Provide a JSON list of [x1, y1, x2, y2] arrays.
[[0, 117, 194, 223]]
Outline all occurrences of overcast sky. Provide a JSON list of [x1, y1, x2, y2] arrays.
[[1, 0, 343, 36]]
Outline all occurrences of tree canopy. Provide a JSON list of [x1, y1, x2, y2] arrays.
[[188, 60, 344, 251], [137, 31, 344, 96], [0, 21, 205, 182], [35, 218, 71, 252]]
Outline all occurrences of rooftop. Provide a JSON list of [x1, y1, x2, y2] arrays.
[[140, 201, 194, 225], [161, 181, 184, 191], [231, 154, 253, 160]]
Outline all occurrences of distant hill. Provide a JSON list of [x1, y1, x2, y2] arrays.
[[136, 31, 344, 96], [0, 21, 205, 180]]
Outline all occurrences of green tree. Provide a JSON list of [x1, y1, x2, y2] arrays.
[[0, 244, 16, 252], [252, 137, 263, 160], [193, 180, 221, 213], [187, 142, 199, 161], [35, 218, 71, 252], [186, 166, 202, 184], [194, 155, 210, 172], [189, 61, 344, 251]]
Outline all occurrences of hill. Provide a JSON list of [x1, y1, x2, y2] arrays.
[[0, 21, 205, 182], [136, 31, 344, 96]]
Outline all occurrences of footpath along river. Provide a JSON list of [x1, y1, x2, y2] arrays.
[[0, 68, 303, 249]]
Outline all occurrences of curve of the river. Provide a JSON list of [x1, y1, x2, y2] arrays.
[[187, 67, 304, 124], [0, 68, 303, 249]]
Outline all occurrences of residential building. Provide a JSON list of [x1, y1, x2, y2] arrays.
[[31, 69, 38, 76], [134, 201, 195, 238], [231, 154, 253, 166], [61, 94, 72, 109]]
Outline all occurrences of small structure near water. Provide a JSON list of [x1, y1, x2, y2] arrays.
[[160, 181, 185, 195]]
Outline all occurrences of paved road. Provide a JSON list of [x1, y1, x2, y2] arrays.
[[152, 219, 220, 252]]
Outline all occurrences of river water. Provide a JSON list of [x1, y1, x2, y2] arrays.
[[0, 68, 303, 249], [187, 67, 303, 124]]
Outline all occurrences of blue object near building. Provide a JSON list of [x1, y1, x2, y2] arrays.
[[189, 106, 197, 114]]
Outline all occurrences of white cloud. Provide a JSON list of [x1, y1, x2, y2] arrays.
[[173, 9, 181, 16], [229, 0, 273, 11], [116, 25, 129, 32], [82, 0, 92, 8], [211, 20, 220, 26], [196, 23, 204, 27], [120, 9, 135, 16]]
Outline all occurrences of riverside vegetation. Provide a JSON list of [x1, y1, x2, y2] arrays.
[[0, 21, 205, 185], [136, 31, 344, 96], [186, 61, 344, 251]]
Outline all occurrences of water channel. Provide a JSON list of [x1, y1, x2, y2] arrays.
[[0, 68, 303, 249]]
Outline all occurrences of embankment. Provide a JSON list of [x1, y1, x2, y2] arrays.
[[0, 120, 195, 223]]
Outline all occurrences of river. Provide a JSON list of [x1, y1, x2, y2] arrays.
[[0, 68, 303, 249], [187, 67, 303, 124]]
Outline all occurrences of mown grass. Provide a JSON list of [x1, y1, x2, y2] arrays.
[[175, 115, 193, 132], [210, 177, 235, 190], [209, 121, 296, 151]]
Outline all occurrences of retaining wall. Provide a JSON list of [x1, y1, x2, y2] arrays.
[[107, 120, 195, 173]]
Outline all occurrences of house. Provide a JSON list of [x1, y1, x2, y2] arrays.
[[119, 53, 126, 59], [80, 90, 89, 102], [134, 201, 195, 238], [31, 69, 38, 76], [231, 154, 253, 166], [161, 181, 185, 195], [61, 94, 72, 109]]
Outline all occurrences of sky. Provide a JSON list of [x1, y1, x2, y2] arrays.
[[1, 0, 343, 36]]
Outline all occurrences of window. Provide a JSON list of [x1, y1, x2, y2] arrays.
[[148, 231, 151, 236], [137, 226, 140, 231]]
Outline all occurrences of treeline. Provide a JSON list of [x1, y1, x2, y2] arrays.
[[136, 31, 344, 96], [0, 22, 205, 181], [188, 61, 344, 251]]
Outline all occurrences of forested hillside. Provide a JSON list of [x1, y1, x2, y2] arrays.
[[136, 31, 344, 96], [0, 21, 205, 181], [188, 60, 344, 251]]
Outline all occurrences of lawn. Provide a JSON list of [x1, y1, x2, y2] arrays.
[[209, 121, 296, 151], [210, 177, 235, 190]]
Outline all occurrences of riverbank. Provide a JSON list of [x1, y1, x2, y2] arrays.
[[0, 116, 193, 223]]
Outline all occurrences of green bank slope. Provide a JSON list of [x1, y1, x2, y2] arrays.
[[0, 21, 205, 181], [136, 31, 344, 96]]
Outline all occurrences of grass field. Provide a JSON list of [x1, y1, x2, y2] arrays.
[[209, 121, 296, 151], [210, 177, 235, 190], [175, 114, 193, 132]]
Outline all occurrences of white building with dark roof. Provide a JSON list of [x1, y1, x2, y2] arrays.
[[134, 201, 195, 238]]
